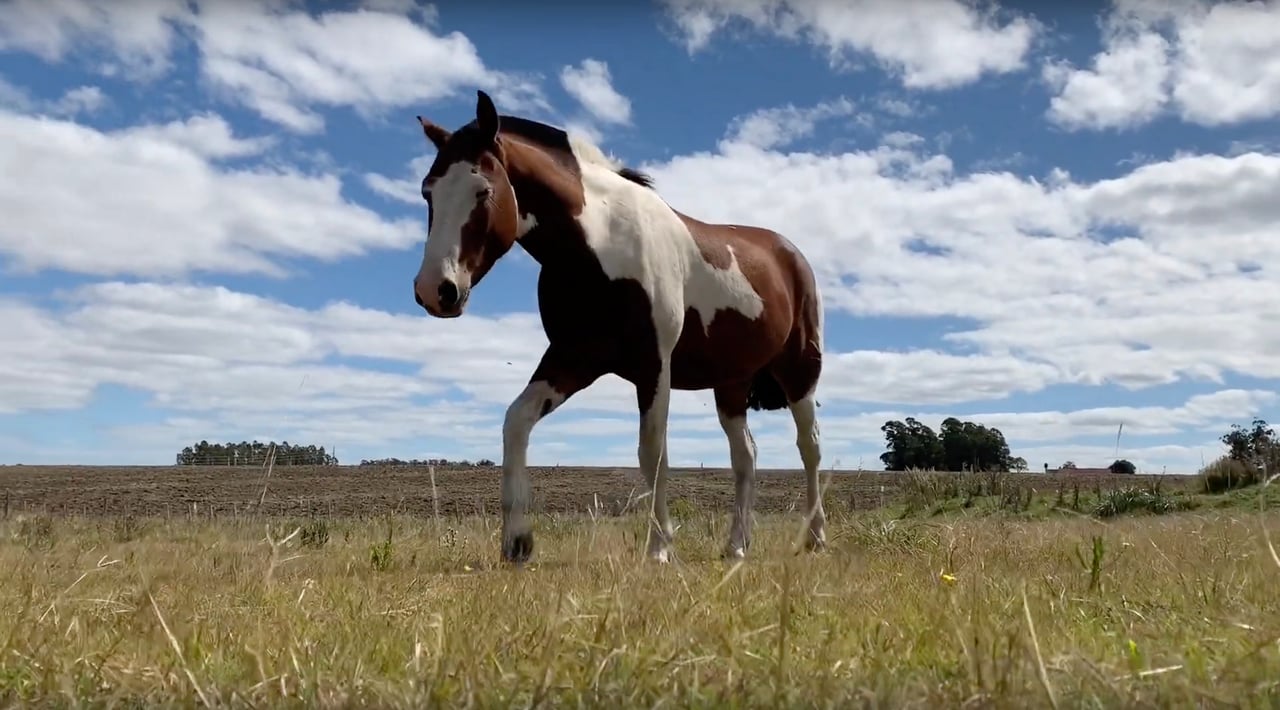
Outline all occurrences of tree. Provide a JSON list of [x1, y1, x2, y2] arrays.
[[1221, 419, 1278, 464], [939, 417, 1014, 472], [879, 416, 1018, 472], [1108, 459, 1136, 475], [175, 440, 338, 466], [879, 417, 944, 471]]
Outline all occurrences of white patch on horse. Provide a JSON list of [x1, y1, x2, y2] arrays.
[[565, 135, 763, 350], [418, 160, 488, 287], [516, 211, 538, 238], [502, 380, 566, 538], [687, 242, 763, 336]]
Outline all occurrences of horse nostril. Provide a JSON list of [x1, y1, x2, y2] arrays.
[[438, 279, 460, 309], [413, 278, 426, 308]]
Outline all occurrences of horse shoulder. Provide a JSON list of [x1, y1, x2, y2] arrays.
[[575, 169, 692, 343]]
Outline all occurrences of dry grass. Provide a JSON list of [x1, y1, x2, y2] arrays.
[[1, 502, 1278, 708]]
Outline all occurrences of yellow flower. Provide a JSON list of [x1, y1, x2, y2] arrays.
[[940, 571, 957, 584]]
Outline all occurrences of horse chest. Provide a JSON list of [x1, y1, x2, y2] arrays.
[[534, 265, 658, 343]]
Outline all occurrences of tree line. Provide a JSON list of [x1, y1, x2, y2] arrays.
[[175, 440, 338, 466], [357, 457, 496, 467], [879, 416, 1027, 472], [177, 417, 1277, 474]]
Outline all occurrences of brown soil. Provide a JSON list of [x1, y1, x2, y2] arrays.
[[0, 464, 1197, 519]]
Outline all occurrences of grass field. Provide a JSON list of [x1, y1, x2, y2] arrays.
[[1, 465, 1278, 707]]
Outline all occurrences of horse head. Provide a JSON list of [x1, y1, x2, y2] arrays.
[[412, 90, 524, 318]]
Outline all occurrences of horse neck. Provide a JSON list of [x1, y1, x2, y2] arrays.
[[502, 137, 594, 267]]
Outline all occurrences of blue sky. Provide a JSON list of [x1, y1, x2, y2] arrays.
[[1, 0, 1278, 472]]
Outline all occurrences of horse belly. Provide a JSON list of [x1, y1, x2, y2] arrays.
[[669, 305, 788, 390]]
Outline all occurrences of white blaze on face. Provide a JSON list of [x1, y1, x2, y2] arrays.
[[417, 160, 491, 303]]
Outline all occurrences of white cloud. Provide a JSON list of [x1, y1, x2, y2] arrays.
[[188, 2, 544, 133], [364, 152, 434, 205], [661, 0, 1039, 89], [0, 76, 108, 117], [2, 279, 1261, 472], [0, 280, 731, 463], [0, 108, 419, 277], [116, 112, 275, 158], [721, 97, 861, 150], [559, 59, 632, 126], [977, 389, 1278, 442], [880, 131, 925, 149], [1043, 29, 1171, 131], [0, 74, 32, 111], [0, 0, 546, 133], [50, 84, 106, 115], [0, 0, 189, 79], [1172, 0, 1280, 125], [822, 350, 1064, 405], [1044, 0, 1280, 130]]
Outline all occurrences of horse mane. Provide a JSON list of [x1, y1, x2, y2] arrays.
[[496, 115, 655, 189], [617, 167, 655, 188]]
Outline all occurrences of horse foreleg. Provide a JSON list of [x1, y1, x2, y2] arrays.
[[636, 361, 674, 563], [501, 348, 595, 564]]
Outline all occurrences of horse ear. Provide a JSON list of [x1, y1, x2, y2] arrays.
[[417, 116, 451, 150], [476, 90, 499, 144]]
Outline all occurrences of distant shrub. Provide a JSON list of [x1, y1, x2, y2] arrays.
[[1093, 487, 1191, 518], [1205, 418, 1280, 493], [1108, 459, 1137, 475], [1199, 456, 1263, 494], [299, 518, 330, 548], [668, 498, 697, 520], [369, 539, 394, 571], [15, 515, 55, 550], [112, 514, 143, 543]]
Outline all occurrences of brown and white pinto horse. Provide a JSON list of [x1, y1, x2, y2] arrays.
[[413, 91, 825, 564]]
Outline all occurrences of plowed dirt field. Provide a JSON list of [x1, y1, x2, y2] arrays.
[[0, 464, 1194, 518]]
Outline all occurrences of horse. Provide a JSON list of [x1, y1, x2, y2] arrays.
[[412, 90, 826, 564]]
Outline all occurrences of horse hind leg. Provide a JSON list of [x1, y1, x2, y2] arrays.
[[789, 391, 825, 551], [760, 350, 825, 552], [714, 383, 757, 560]]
